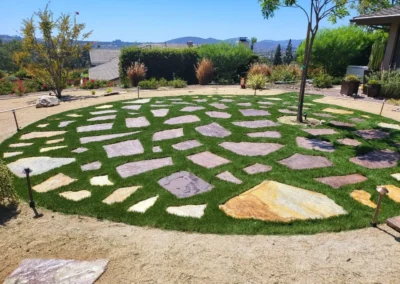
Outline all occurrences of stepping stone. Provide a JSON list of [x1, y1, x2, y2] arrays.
[[233, 120, 279, 128], [103, 186, 141, 204], [240, 109, 270, 116], [220, 142, 283, 156], [80, 131, 140, 144], [172, 140, 202, 151], [172, 102, 194, 105], [158, 171, 214, 198], [350, 190, 377, 208], [164, 115, 200, 125], [237, 103, 252, 107], [313, 113, 334, 118], [387, 216, 400, 232], [3, 152, 23, 158], [46, 138, 64, 144], [279, 109, 297, 114], [77, 123, 113, 133], [329, 121, 355, 128], [117, 157, 173, 178], [279, 154, 333, 170], [205, 111, 231, 119], [195, 122, 231, 138], [4, 259, 108, 284], [151, 104, 170, 107], [304, 103, 315, 106], [194, 99, 207, 102], [66, 114, 82, 118], [37, 124, 49, 128], [59, 120, 75, 128], [152, 128, 183, 141], [40, 145, 67, 153], [88, 115, 116, 121], [60, 190, 91, 201], [124, 98, 150, 104], [20, 131, 66, 140], [103, 139, 144, 158], [9, 143, 33, 148], [378, 122, 400, 130], [315, 174, 367, 189], [243, 163, 272, 175], [152, 146, 162, 153], [384, 185, 400, 203], [96, 104, 113, 109], [210, 103, 228, 110], [216, 171, 242, 184], [247, 131, 281, 138], [128, 195, 159, 213], [122, 105, 141, 111], [72, 147, 88, 153], [258, 101, 274, 105], [337, 138, 361, 146], [167, 204, 207, 218], [302, 129, 338, 136], [265, 97, 282, 101], [33, 173, 77, 193], [259, 106, 270, 109], [187, 151, 231, 169], [151, 109, 169, 117], [180, 106, 205, 112], [323, 108, 353, 115], [90, 110, 117, 115], [350, 118, 366, 123], [296, 137, 335, 152], [350, 149, 400, 169], [90, 175, 114, 186], [81, 161, 102, 171], [362, 115, 370, 118], [391, 173, 400, 181], [7, 157, 75, 178], [219, 181, 347, 222], [168, 98, 182, 101], [220, 99, 234, 103], [126, 116, 150, 128]]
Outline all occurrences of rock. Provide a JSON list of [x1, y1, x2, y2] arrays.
[[66, 114, 83, 118], [103, 139, 144, 158], [40, 146, 67, 153], [172, 140, 202, 151], [80, 131, 140, 144], [195, 123, 231, 138], [103, 186, 141, 204], [164, 115, 200, 125], [152, 128, 184, 141], [313, 113, 334, 118], [166, 204, 207, 218], [37, 124, 49, 128], [220, 142, 283, 156], [296, 137, 335, 152], [265, 97, 282, 101], [36, 95, 60, 108], [391, 173, 400, 181], [243, 163, 272, 175], [350, 190, 377, 208], [117, 157, 173, 178], [216, 171, 242, 184], [77, 123, 113, 133], [315, 174, 367, 189], [187, 151, 231, 169], [350, 149, 400, 169], [90, 175, 114, 186], [33, 173, 77, 193], [279, 154, 333, 170], [237, 103, 252, 107], [233, 120, 279, 128], [323, 108, 353, 115], [7, 157, 75, 178], [20, 131, 66, 140], [124, 98, 151, 104], [81, 161, 102, 171], [128, 195, 159, 213], [279, 109, 297, 114], [59, 190, 91, 201]]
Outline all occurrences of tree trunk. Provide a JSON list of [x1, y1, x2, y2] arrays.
[[55, 88, 62, 99]]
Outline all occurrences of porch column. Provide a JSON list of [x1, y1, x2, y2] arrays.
[[383, 22, 399, 69]]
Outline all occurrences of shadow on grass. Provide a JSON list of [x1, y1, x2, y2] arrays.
[[0, 203, 20, 226]]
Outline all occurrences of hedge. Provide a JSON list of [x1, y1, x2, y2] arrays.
[[119, 47, 199, 85]]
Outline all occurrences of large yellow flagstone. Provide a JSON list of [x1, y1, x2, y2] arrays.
[[384, 185, 400, 203], [219, 181, 347, 222], [323, 108, 354, 115], [350, 190, 377, 209]]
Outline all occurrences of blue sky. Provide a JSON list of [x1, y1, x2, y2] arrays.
[[0, 0, 357, 42]]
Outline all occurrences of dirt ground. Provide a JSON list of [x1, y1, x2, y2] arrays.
[[1, 86, 400, 283]]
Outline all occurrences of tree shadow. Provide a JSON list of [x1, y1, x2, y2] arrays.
[[376, 226, 400, 243], [0, 204, 20, 226]]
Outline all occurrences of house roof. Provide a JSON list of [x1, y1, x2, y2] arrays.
[[89, 57, 119, 81], [351, 5, 400, 25], [89, 49, 121, 66]]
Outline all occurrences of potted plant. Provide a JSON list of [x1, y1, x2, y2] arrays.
[[340, 74, 360, 96], [364, 79, 382, 97]]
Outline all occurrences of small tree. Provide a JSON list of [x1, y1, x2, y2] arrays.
[[273, 44, 282, 65], [283, 39, 293, 64], [15, 5, 91, 98], [251, 37, 258, 51]]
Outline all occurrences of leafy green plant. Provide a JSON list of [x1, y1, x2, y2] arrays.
[[158, 78, 169, 87], [81, 79, 107, 90], [138, 78, 159, 89], [271, 64, 301, 82], [369, 38, 387, 71], [126, 61, 147, 87], [344, 74, 360, 83], [0, 159, 17, 206], [313, 74, 333, 88], [169, 78, 187, 88], [0, 79, 14, 95], [195, 58, 214, 85], [0, 70, 5, 79], [91, 90, 96, 95], [366, 79, 381, 85], [247, 74, 267, 94], [106, 87, 113, 93]]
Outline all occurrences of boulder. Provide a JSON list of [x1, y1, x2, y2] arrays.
[[36, 95, 60, 108]]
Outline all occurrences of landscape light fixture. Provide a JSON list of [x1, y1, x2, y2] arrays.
[[137, 86, 140, 98], [371, 186, 388, 227], [12, 110, 20, 131], [23, 168, 43, 218]]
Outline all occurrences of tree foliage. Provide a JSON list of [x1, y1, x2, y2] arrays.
[[355, 0, 400, 15], [283, 39, 293, 64], [251, 37, 258, 50], [0, 40, 23, 73], [273, 44, 282, 65]]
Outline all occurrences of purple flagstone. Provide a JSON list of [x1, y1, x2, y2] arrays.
[[289, 106, 309, 110], [330, 121, 356, 127], [243, 163, 272, 175], [355, 129, 389, 140], [337, 138, 361, 146], [164, 115, 200, 125], [313, 113, 334, 118], [350, 118, 366, 123], [387, 216, 400, 232], [302, 128, 338, 136], [220, 142, 283, 156], [258, 101, 274, 105], [195, 123, 231, 138], [58, 120, 75, 128], [72, 147, 88, 153], [205, 111, 231, 119], [152, 146, 162, 153], [172, 102, 194, 105], [151, 104, 170, 107], [77, 123, 113, 133], [194, 99, 207, 103], [187, 151, 231, 168], [90, 110, 117, 115], [247, 131, 281, 138], [210, 103, 228, 110], [233, 120, 279, 128], [80, 131, 140, 144], [172, 140, 202, 151], [117, 157, 173, 178], [152, 128, 184, 141], [88, 115, 116, 121], [151, 109, 169, 117], [315, 174, 367, 189], [81, 161, 102, 171], [240, 109, 270, 116], [279, 109, 297, 114], [296, 137, 335, 152], [279, 154, 333, 170], [180, 106, 205, 112], [126, 116, 150, 128], [220, 99, 234, 103], [350, 149, 400, 169], [216, 171, 242, 184], [237, 103, 252, 107], [158, 171, 214, 198], [103, 139, 144, 158], [122, 105, 141, 111]]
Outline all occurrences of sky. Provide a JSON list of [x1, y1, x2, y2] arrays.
[[0, 0, 358, 42]]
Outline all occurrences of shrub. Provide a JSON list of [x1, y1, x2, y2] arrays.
[[158, 78, 169, 87], [14, 70, 28, 79], [368, 70, 400, 98], [0, 79, 14, 95], [24, 79, 43, 93], [0, 160, 17, 206], [344, 74, 360, 83], [138, 78, 159, 89], [247, 63, 272, 77], [247, 74, 268, 91], [331, 77, 342, 85], [13, 80, 26, 95], [195, 58, 214, 85], [81, 79, 107, 89], [0, 70, 5, 79], [169, 78, 187, 88], [126, 61, 147, 87], [313, 74, 333, 88], [106, 87, 113, 93], [3, 76, 18, 82], [91, 90, 96, 95], [271, 64, 301, 83]]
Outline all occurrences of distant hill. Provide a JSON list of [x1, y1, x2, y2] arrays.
[[254, 39, 302, 51], [165, 37, 220, 45]]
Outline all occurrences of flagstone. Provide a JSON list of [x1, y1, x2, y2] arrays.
[[172, 102, 195, 105], [40, 145, 67, 153], [362, 115, 370, 118], [391, 173, 400, 181], [151, 109, 169, 117], [220, 142, 283, 157], [95, 104, 113, 109], [279, 154, 333, 170], [194, 99, 207, 103], [237, 103, 252, 107], [216, 171, 242, 184], [205, 111, 231, 119], [164, 115, 200, 125], [152, 128, 184, 141], [220, 99, 234, 102], [296, 137, 335, 152], [3, 152, 23, 158], [158, 171, 214, 198], [81, 161, 102, 171], [9, 142, 33, 148], [151, 104, 170, 107], [103, 186, 141, 204], [384, 185, 400, 203], [243, 163, 272, 175], [122, 105, 142, 111], [265, 97, 282, 101], [37, 124, 49, 128], [323, 108, 354, 115], [278, 116, 321, 126], [288, 106, 309, 110], [180, 106, 205, 112], [240, 109, 270, 116], [168, 98, 182, 101], [167, 204, 207, 218], [210, 103, 228, 110], [90, 175, 114, 186], [187, 151, 231, 168], [304, 103, 315, 106], [172, 140, 202, 151], [7, 157, 76, 178], [59, 120, 75, 128], [219, 181, 347, 222], [103, 139, 144, 158], [126, 116, 150, 128], [329, 121, 356, 128], [350, 149, 400, 169], [315, 174, 367, 189], [20, 131, 66, 140], [59, 190, 91, 201], [313, 113, 334, 118], [247, 131, 281, 138], [279, 109, 297, 114], [350, 190, 377, 208], [124, 98, 151, 104], [88, 115, 116, 121], [33, 173, 77, 193], [152, 146, 162, 153], [303, 128, 338, 136], [233, 119, 279, 128], [258, 101, 274, 105], [80, 131, 140, 144], [378, 122, 400, 130], [72, 147, 88, 153], [350, 118, 366, 123], [387, 216, 400, 232], [128, 195, 159, 213], [117, 157, 173, 178], [46, 138, 64, 144], [66, 113, 83, 118], [195, 122, 231, 138], [90, 110, 117, 115], [77, 123, 113, 133], [337, 138, 361, 146]]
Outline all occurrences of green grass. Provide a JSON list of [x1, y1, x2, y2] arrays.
[[1, 93, 400, 235]]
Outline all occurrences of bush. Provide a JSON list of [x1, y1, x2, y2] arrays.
[[344, 74, 360, 83], [368, 70, 400, 98], [0, 79, 14, 95], [247, 74, 268, 90], [247, 63, 272, 77], [126, 61, 147, 87], [313, 74, 333, 88], [0, 160, 17, 206], [14, 70, 28, 79], [120, 47, 198, 84], [138, 78, 188, 89], [24, 79, 42, 93], [91, 90, 96, 95], [271, 64, 301, 83], [331, 77, 342, 85], [169, 78, 187, 88], [3, 76, 18, 82], [0, 70, 5, 79], [195, 58, 214, 85], [138, 78, 159, 89], [81, 79, 107, 89], [158, 78, 169, 87], [106, 87, 113, 93]]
